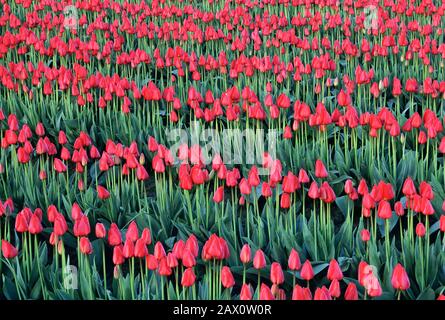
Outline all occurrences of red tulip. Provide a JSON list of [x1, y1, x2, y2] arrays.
[[259, 283, 275, 300], [74, 215, 90, 237], [141, 228, 152, 245], [315, 159, 328, 178], [97, 185, 110, 200], [361, 229, 371, 242], [113, 245, 125, 265], [253, 249, 266, 269], [53, 158, 67, 173], [344, 283, 358, 300], [79, 237, 93, 255], [28, 214, 43, 234], [391, 263, 410, 291], [292, 285, 312, 300], [221, 266, 235, 288], [181, 268, 196, 287], [146, 254, 158, 270], [126, 221, 139, 242], [270, 262, 284, 285], [95, 223, 106, 238], [416, 222, 426, 237], [440, 215, 445, 232], [240, 283, 253, 300], [154, 241, 166, 260], [134, 238, 148, 258], [158, 257, 172, 276], [2, 240, 18, 259], [240, 244, 251, 264], [300, 260, 314, 281], [213, 186, 224, 203], [54, 213, 68, 236], [288, 249, 301, 271], [329, 279, 341, 298], [314, 286, 332, 300], [377, 200, 392, 219], [108, 223, 122, 246], [327, 259, 343, 281]]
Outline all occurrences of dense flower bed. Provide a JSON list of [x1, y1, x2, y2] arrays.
[[0, 0, 444, 300]]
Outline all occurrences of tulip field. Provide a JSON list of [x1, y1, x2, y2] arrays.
[[1, 0, 445, 301]]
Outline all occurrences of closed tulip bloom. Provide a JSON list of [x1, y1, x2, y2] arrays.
[[122, 239, 134, 258], [134, 238, 148, 258], [288, 248, 301, 271], [344, 283, 358, 300], [28, 214, 43, 234], [329, 279, 341, 298], [74, 215, 90, 237], [182, 249, 196, 268], [154, 241, 166, 260], [314, 287, 332, 300], [239, 178, 251, 195], [280, 192, 290, 209], [181, 268, 196, 287], [440, 215, 445, 232], [54, 214, 68, 236], [158, 257, 172, 276], [71, 202, 83, 221], [300, 260, 314, 281], [437, 295, 445, 300], [253, 249, 266, 269], [95, 223, 106, 238], [292, 285, 312, 300], [402, 177, 416, 197], [391, 263, 410, 291], [361, 229, 371, 242], [108, 223, 122, 246], [47, 205, 59, 223], [221, 266, 235, 288], [377, 200, 392, 219], [97, 185, 110, 200], [315, 159, 328, 178], [2, 240, 18, 259], [53, 158, 67, 173], [327, 259, 343, 281], [113, 245, 125, 265], [79, 237, 93, 255], [141, 228, 152, 245], [146, 254, 158, 270], [394, 201, 404, 216], [365, 274, 382, 297], [416, 222, 426, 237], [240, 244, 251, 264], [126, 221, 139, 242], [270, 262, 284, 285], [15, 212, 28, 233], [213, 186, 224, 203], [259, 283, 275, 300], [308, 181, 320, 199], [240, 283, 253, 300], [261, 182, 272, 198], [172, 240, 185, 260]]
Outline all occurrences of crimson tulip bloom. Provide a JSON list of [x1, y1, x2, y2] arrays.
[[300, 260, 314, 281], [327, 259, 343, 281], [221, 266, 235, 288], [270, 262, 284, 285], [240, 283, 253, 300], [1, 240, 18, 259], [108, 223, 122, 246], [95, 223, 106, 238], [79, 237, 93, 255], [391, 263, 410, 291], [288, 249, 301, 271], [97, 185, 110, 200], [181, 268, 196, 287], [239, 244, 251, 264], [253, 249, 266, 269], [314, 159, 328, 178], [344, 283, 358, 300], [259, 283, 275, 300]]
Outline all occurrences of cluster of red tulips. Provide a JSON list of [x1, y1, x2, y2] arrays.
[[0, 0, 444, 300]]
